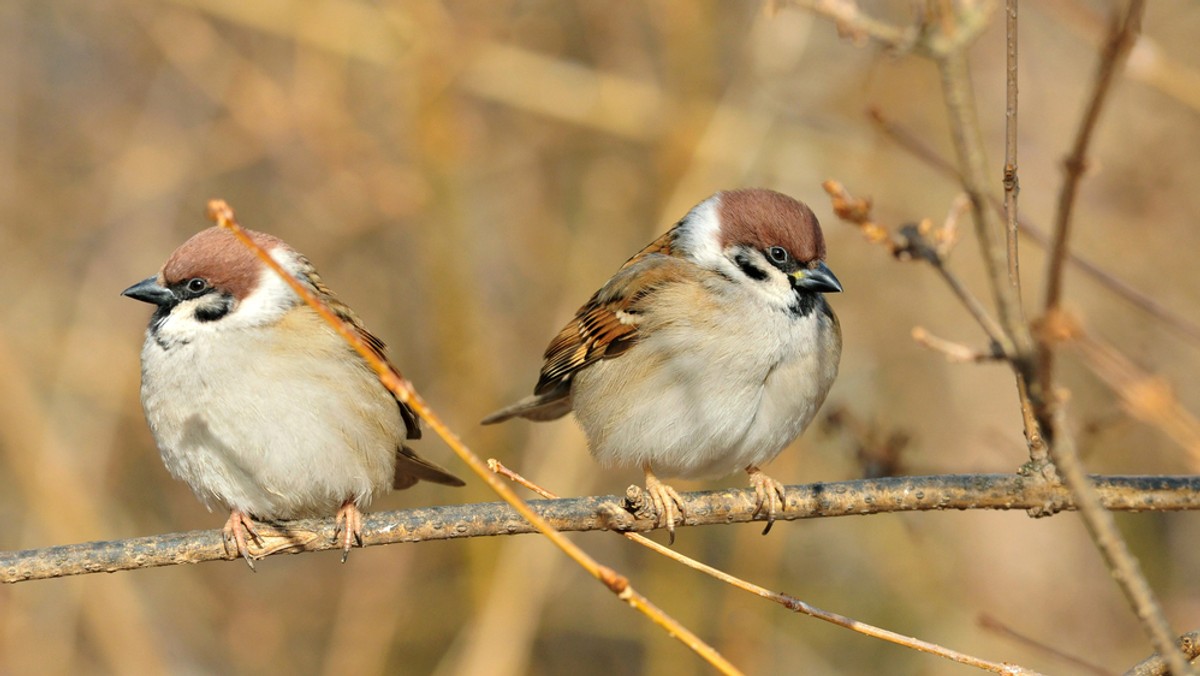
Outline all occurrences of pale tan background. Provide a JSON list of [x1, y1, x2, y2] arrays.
[[1, 1, 1198, 674]]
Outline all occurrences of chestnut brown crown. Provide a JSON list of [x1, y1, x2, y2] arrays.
[[717, 188, 826, 264], [160, 227, 288, 300]]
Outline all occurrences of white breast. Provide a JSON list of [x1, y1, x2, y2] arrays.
[[139, 308, 401, 518], [571, 278, 840, 479]]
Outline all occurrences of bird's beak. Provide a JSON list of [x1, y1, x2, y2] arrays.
[[791, 261, 842, 294], [121, 276, 175, 306]]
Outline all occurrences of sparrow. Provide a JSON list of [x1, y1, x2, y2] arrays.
[[483, 188, 841, 540], [123, 226, 464, 567]]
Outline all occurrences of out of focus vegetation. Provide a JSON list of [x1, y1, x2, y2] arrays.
[[1, 1, 1198, 674]]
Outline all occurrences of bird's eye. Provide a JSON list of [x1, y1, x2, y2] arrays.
[[767, 246, 789, 264], [185, 278, 209, 294]]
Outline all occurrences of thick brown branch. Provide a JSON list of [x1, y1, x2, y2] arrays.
[[4, 474, 1199, 584]]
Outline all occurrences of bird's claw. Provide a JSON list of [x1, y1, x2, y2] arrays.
[[334, 501, 365, 563], [748, 467, 786, 535], [643, 470, 685, 545], [223, 510, 263, 571]]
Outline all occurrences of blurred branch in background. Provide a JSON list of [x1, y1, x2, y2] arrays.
[[1039, 0, 1146, 402], [5, 474, 1199, 584]]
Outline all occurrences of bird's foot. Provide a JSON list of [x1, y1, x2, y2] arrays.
[[334, 501, 365, 563], [643, 464, 685, 545], [747, 466, 786, 535], [223, 510, 263, 571]]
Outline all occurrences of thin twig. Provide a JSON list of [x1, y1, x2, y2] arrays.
[[1126, 630, 1200, 676], [1013, 2, 1186, 669], [822, 180, 1008, 352], [788, 0, 994, 57], [803, 5, 1188, 670], [788, 0, 923, 52], [912, 326, 1003, 363], [1044, 408, 1193, 676], [1003, 0, 1021, 290], [205, 200, 742, 676], [935, 49, 1026, 360], [1039, 0, 1147, 401], [5, 474, 1200, 583], [491, 462, 1045, 676], [1001, 0, 1050, 474], [868, 107, 1200, 346]]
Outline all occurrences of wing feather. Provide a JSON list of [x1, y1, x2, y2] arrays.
[[304, 260, 423, 441], [534, 251, 693, 395]]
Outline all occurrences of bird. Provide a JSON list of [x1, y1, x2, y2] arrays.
[[483, 188, 841, 541], [123, 226, 464, 567]]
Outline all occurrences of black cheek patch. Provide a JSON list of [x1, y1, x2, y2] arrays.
[[194, 296, 234, 322], [734, 253, 768, 282]]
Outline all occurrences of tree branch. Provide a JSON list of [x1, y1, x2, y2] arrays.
[[4, 474, 1199, 584], [1038, 0, 1146, 414], [1041, 0, 1146, 331], [1127, 630, 1200, 676]]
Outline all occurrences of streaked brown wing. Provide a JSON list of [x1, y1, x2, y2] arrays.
[[307, 262, 423, 441], [533, 251, 692, 395]]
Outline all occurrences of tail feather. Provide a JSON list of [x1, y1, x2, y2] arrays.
[[481, 391, 572, 425], [394, 445, 466, 488]]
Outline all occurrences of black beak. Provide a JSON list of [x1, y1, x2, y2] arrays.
[[121, 276, 175, 306], [791, 261, 843, 294]]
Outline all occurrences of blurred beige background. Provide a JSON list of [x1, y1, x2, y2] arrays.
[[1, 1, 1198, 674]]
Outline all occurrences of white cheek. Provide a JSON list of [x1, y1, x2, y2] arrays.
[[224, 256, 299, 329], [676, 196, 792, 307], [674, 195, 725, 268], [155, 248, 305, 338]]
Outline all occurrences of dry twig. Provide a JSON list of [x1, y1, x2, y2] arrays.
[[1040, 0, 1147, 342], [823, 180, 1007, 352], [867, 107, 1200, 346], [1127, 631, 1200, 676]]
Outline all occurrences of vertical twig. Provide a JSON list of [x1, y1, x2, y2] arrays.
[[804, 3, 1187, 670], [1003, 0, 1051, 472], [1003, 0, 1021, 290], [935, 45, 1052, 474], [1022, 2, 1186, 668], [1039, 0, 1146, 384], [936, 50, 1022, 359], [1046, 407, 1193, 676], [961, 1, 1184, 669]]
